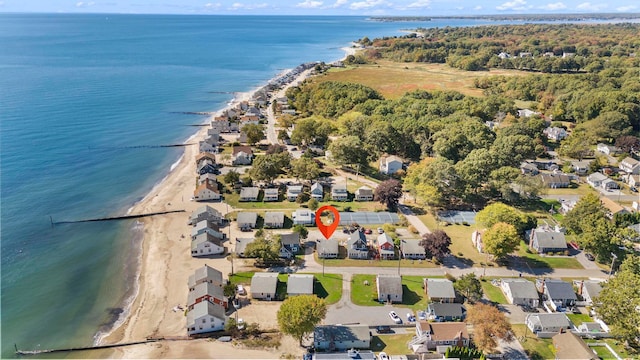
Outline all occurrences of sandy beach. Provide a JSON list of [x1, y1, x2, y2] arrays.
[[102, 67, 316, 359]]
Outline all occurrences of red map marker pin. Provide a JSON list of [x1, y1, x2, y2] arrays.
[[316, 205, 340, 240]]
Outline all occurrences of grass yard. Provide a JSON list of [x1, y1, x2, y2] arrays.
[[229, 271, 255, 286], [312, 273, 343, 305], [351, 274, 382, 306], [370, 334, 414, 355], [585, 339, 636, 359], [418, 213, 487, 265], [512, 324, 555, 360], [517, 242, 583, 269], [321, 61, 525, 99], [546, 183, 596, 196], [566, 313, 593, 326], [480, 279, 508, 304], [398, 275, 428, 311]]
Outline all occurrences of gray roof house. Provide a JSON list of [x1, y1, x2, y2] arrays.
[[331, 183, 348, 201], [355, 186, 374, 201], [263, 188, 279, 202], [187, 281, 227, 310], [317, 238, 339, 258], [188, 264, 224, 291], [287, 274, 314, 296], [310, 182, 324, 201], [620, 157, 640, 175], [578, 280, 603, 306], [191, 233, 225, 257], [313, 325, 371, 351], [553, 332, 598, 360], [587, 172, 609, 188], [235, 237, 255, 257], [237, 212, 258, 231], [400, 239, 426, 259], [424, 278, 456, 303], [264, 211, 285, 228], [526, 313, 572, 337], [540, 173, 571, 188], [541, 279, 577, 311], [287, 185, 304, 202], [427, 302, 466, 322], [250, 272, 279, 300], [191, 220, 225, 240], [239, 187, 260, 202], [347, 230, 369, 259], [520, 162, 539, 175], [186, 301, 226, 335], [189, 205, 223, 226], [376, 275, 402, 303], [292, 208, 314, 226], [529, 229, 567, 254], [279, 232, 300, 259], [500, 278, 540, 307]]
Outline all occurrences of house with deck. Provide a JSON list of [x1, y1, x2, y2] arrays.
[[191, 233, 225, 257], [526, 313, 572, 337], [287, 274, 314, 296], [424, 279, 456, 303], [500, 278, 540, 307], [347, 230, 369, 259], [198, 173, 217, 186], [376, 275, 402, 303], [186, 301, 226, 335], [539, 279, 577, 311], [412, 322, 470, 351], [191, 220, 225, 240], [187, 281, 228, 310], [620, 157, 640, 175], [188, 265, 224, 291], [250, 272, 279, 300]]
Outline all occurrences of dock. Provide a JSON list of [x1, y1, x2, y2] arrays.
[[52, 210, 186, 225]]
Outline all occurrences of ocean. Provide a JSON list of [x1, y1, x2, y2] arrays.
[[0, 13, 556, 358]]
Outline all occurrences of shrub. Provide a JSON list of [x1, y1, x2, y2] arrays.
[[445, 273, 456, 282]]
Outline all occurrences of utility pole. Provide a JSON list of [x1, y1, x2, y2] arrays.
[[608, 253, 618, 279], [228, 202, 234, 275]]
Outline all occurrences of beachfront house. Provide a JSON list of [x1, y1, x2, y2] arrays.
[[286, 185, 303, 202], [379, 155, 403, 175], [317, 238, 339, 258], [264, 211, 285, 229], [292, 208, 314, 226], [235, 237, 255, 257], [376, 274, 402, 303], [250, 272, 279, 300], [525, 313, 572, 337], [191, 220, 225, 240], [347, 230, 369, 259], [198, 173, 217, 186], [500, 278, 540, 307], [198, 163, 218, 176], [313, 325, 371, 351], [191, 233, 225, 257], [331, 183, 348, 201], [239, 187, 260, 202], [196, 152, 217, 167], [620, 157, 640, 174], [424, 279, 456, 303], [377, 233, 395, 260], [263, 188, 279, 202], [188, 265, 224, 291], [232, 146, 253, 165], [193, 179, 221, 202], [400, 239, 426, 259], [287, 274, 314, 296], [355, 186, 374, 201], [189, 205, 223, 226], [310, 182, 323, 201], [529, 229, 567, 254], [187, 281, 228, 310], [186, 301, 226, 335], [237, 212, 258, 231], [199, 136, 219, 154]]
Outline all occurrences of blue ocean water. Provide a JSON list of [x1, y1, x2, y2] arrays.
[[0, 14, 540, 358]]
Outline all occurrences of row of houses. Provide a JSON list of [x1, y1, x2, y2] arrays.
[[318, 232, 427, 260], [186, 265, 227, 335], [189, 206, 227, 257], [238, 183, 375, 202], [249, 272, 315, 300]]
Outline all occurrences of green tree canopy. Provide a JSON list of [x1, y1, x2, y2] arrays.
[[248, 152, 291, 184], [453, 273, 483, 303], [482, 222, 520, 259], [277, 295, 328, 345], [244, 233, 281, 262], [242, 123, 265, 145], [290, 157, 321, 182], [563, 193, 607, 235], [475, 202, 535, 235], [328, 135, 368, 166]]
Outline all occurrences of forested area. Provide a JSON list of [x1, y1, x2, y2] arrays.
[[362, 23, 640, 73]]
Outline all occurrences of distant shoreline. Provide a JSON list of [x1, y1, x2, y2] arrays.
[[369, 13, 640, 22]]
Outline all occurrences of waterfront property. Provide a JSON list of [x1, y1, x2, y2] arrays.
[[376, 274, 402, 303], [424, 279, 456, 303], [191, 220, 225, 240], [250, 272, 279, 300], [193, 179, 221, 201], [313, 325, 371, 351], [187, 281, 228, 310], [237, 212, 258, 231], [189, 205, 224, 225], [287, 274, 314, 296], [191, 233, 225, 257], [188, 265, 224, 291], [400, 239, 426, 259], [500, 278, 540, 307], [186, 301, 226, 335]]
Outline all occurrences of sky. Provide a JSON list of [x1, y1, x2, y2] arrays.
[[0, 0, 638, 15]]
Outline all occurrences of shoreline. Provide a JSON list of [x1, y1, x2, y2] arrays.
[[98, 50, 344, 357]]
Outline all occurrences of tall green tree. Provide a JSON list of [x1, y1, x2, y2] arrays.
[[328, 135, 368, 166], [248, 153, 291, 184], [242, 123, 265, 145], [475, 202, 535, 235], [277, 295, 328, 345], [563, 193, 607, 235], [482, 222, 520, 259], [290, 157, 320, 182], [454, 273, 483, 303], [244, 234, 281, 262]]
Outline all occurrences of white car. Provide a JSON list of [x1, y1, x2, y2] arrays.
[[236, 284, 246, 295], [388, 311, 402, 324], [377, 227, 384, 234], [378, 352, 389, 360], [417, 310, 427, 320], [237, 318, 245, 330]]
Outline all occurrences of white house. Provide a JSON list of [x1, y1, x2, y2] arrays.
[[188, 265, 224, 291], [596, 143, 621, 156], [193, 179, 221, 201], [287, 274, 314, 296], [264, 211, 285, 229], [379, 155, 403, 175], [250, 272, 278, 300], [377, 274, 402, 303], [292, 208, 314, 226], [287, 185, 303, 202], [189, 205, 223, 226], [263, 188, 279, 202], [543, 127, 568, 141], [232, 146, 253, 165], [471, 230, 483, 253], [619, 157, 640, 175], [237, 212, 258, 231], [331, 183, 348, 201], [239, 187, 260, 202], [310, 182, 324, 201], [586, 172, 609, 188], [400, 239, 426, 259], [424, 278, 456, 303], [517, 109, 540, 118], [500, 278, 539, 307], [525, 313, 571, 337], [186, 301, 226, 335], [355, 186, 374, 201], [191, 220, 225, 240], [191, 233, 225, 257]]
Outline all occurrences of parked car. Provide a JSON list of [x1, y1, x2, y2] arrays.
[[237, 318, 245, 330], [631, 187, 638, 193], [585, 253, 595, 261], [236, 284, 246, 295], [378, 352, 389, 360], [389, 311, 402, 324], [406, 312, 416, 322], [417, 310, 427, 320], [377, 227, 384, 234], [375, 325, 393, 334], [364, 228, 372, 235]]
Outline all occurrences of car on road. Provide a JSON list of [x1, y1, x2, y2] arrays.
[[378, 352, 389, 360], [375, 325, 393, 334], [585, 253, 595, 261], [417, 310, 427, 320], [406, 312, 416, 322], [389, 311, 402, 324], [631, 187, 638, 193]]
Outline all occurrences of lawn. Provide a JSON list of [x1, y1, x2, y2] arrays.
[[418, 213, 487, 265], [517, 241, 583, 269], [566, 313, 593, 326], [512, 324, 555, 360], [312, 273, 343, 305], [350, 274, 430, 310], [317, 253, 438, 269], [585, 339, 636, 359], [370, 334, 414, 355], [480, 279, 508, 304], [351, 274, 383, 306], [229, 271, 255, 286], [398, 275, 428, 311], [321, 61, 525, 99]]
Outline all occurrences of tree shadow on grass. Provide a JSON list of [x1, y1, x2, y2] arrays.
[[402, 284, 422, 306], [370, 336, 387, 352], [315, 280, 329, 299]]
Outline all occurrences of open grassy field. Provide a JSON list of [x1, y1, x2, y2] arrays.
[[512, 324, 555, 360], [320, 61, 525, 99], [418, 213, 488, 265], [351, 274, 382, 306]]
